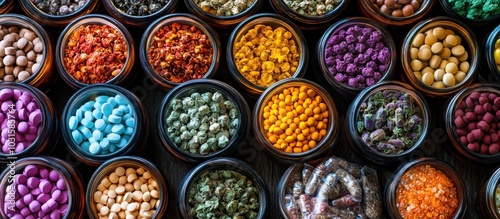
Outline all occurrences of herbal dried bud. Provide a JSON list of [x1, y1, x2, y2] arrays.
[[282, 0, 342, 16], [112, 0, 169, 16], [31, 0, 90, 15], [194, 0, 256, 16]]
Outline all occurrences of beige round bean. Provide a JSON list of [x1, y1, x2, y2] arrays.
[[422, 72, 434, 86], [455, 71, 466, 83], [410, 47, 419, 60], [412, 33, 425, 47], [17, 71, 30, 81], [459, 62, 470, 72], [443, 73, 456, 86], [432, 81, 445, 89], [434, 69, 445, 81], [445, 62, 458, 74]]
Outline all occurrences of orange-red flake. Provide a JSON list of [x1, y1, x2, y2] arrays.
[[396, 164, 458, 219]]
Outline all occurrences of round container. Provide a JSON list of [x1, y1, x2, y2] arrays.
[[316, 17, 397, 100], [140, 13, 221, 91], [227, 13, 308, 98], [0, 0, 14, 14], [253, 78, 339, 163], [102, 0, 178, 28], [478, 165, 500, 218], [385, 157, 467, 219], [184, 0, 263, 29], [61, 84, 148, 166], [158, 79, 251, 163], [485, 24, 500, 82], [270, 0, 349, 30], [0, 14, 55, 92], [440, 0, 500, 27], [86, 156, 169, 219], [346, 81, 430, 166], [55, 14, 136, 90], [401, 16, 479, 98], [358, 0, 435, 27], [19, 0, 98, 27], [0, 83, 59, 162], [444, 83, 500, 164], [179, 157, 268, 218], [0, 156, 85, 219]]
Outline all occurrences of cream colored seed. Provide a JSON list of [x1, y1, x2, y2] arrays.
[[116, 167, 125, 176], [143, 171, 152, 180], [447, 57, 459, 65], [434, 69, 445, 81], [107, 198, 115, 208], [133, 191, 143, 202], [109, 212, 118, 219], [97, 184, 106, 192], [414, 71, 422, 81], [150, 180, 158, 189], [412, 33, 425, 47], [141, 202, 151, 211], [149, 199, 156, 208], [422, 72, 434, 86], [115, 185, 125, 195], [133, 179, 142, 190], [97, 203, 104, 210], [411, 59, 423, 71], [451, 45, 465, 56], [456, 71, 466, 83], [422, 66, 434, 76], [109, 184, 117, 191], [94, 191, 103, 203], [127, 174, 138, 183], [120, 201, 129, 210], [150, 190, 159, 199], [433, 27, 447, 40], [100, 206, 110, 216], [418, 48, 432, 61], [445, 62, 458, 74], [443, 73, 456, 86], [108, 190, 117, 199], [101, 178, 112, 188], [109, 173, 119, 184], [425, 33, 437, 45], [439, 60, 449, 69], [125, 168, 136, 176], [431, 42, 443, 54], [118, 211, 126, 218], [127, 202, 138, 212], [126, 215, 134, 219], [119, 176, 127, 185], [432, 81, 445, 89], [142, 191, 151, 202], [111, 203, 121, 213], [141, 184, 149, 193], [429, 55, 442, 69], [116, 195, 123, 203], [125, 183, 134, 192], [124, 192, 133, 202], [136, 167, 145, 175], [458, 51, 468, 62], [100, 195, 109, 205], [459, 62, 469, 72]]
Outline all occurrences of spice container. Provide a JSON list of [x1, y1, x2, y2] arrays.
[[0, 0, 14, 14], [316, 17, 397, 100], [61, 84, 148, 166], [253, 78, 339, 163], [440, 0, 500, 27], [158, 79, 251, 163], [270, 0, 349, 30], [86, 156, 169, 219], [385, 157, 466, 219], [102, 0, 178, 28], [345, 81, 430, 166], [179, 157, 268, 218], [358, 0, 435, 27], [0, 156, 85, 219], [55, 14, 135, 90], [139, 13, 220, 91], [227, 13, 308, 98], [0, 14, 55, 92], [0, 83, 59, 162], [277, 155, 383, 218], [485, 24, 500, 82], [19, 0, 98, 27], [401, 16, 479, 98], [184, 0, 263, 29], [444, 83, 500, 164], [478, 165, 500, 218]]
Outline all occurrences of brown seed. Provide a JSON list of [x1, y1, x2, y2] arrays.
[[402, 5, 414, 16]]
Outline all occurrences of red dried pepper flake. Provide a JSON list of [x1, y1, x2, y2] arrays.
[[147, 23, 213, 83], [63, 24, 128, 84]]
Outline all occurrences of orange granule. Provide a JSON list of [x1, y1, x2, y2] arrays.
[[396, 164, 459, 219]]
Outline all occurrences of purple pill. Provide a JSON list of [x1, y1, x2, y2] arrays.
[[20, 207, 30, 216], [15, 142, 26, 153], [15, 100, 24, 111], [17, 108, 28, 121], [50, 210, 61, 219], [25, 134, 37, 142], [0, 89, 13, 101], [39, 180, 52, 194], [37, 193, 50, 203], [1, 100, 13, 112], [25, 215, 35, 219], [30, 188, 41, 196], [56, 179, 66, 190], [38, 210, 46, 218], [10, 214, 24, 219], [49, 170, 59, 182], [26, 102, 37, 113], [58, 191, 68, 204], [23, 165, 38, 177], [28, 200, 41, 213], [17, 184, 29, 196], [59, 204, 68, 216], [28, 126, 37, 134], [51, 190, 61, 202], [12, 89, 21, 99], [19, 92, 33, 105], [41, 199, 58, 213], [29, 110, 41, 127], [38, 168, 49, 179], [16, 174, 28, 184], [16, 198, 26, 209], [23, 193, 33, 205]]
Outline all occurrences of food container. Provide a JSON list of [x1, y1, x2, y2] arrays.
[[277, 155, 384, 219], [358, 0, 435, 27], [86, 156, 169, 219], [444, 83, 500, 164], [139, 13, 220, 91], [55, 14, 136, 90], [61, 84, 148, 166], [440, 0, 500, 27], [485, 24, 500, 82], [226, 13, 308, 98], [478, 165, 500, 218], [316, 17, 397, 100], [385, 157, 467, 219], [179, 157, 268, 218], [102, 0, 178, 28], [270, 0, 349, 30], [184, 0, 263, 29], [253, 78, 339, 163], [157, 79, 251, 163], [0, 0, 14, 14], [0, 14, 55, 92], [345, 81, 430, 166], [0, 83, 59, 162], [401, 16, 479, 98], [19, 0, 98, 27], [0, 156, 85, 219]]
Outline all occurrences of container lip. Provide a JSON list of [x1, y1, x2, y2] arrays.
[[19, 0, 95, 19], [270, 0, 349, 23], [385, 157, 467, 218], [226, 12, 309, 95], [0, 83, 55, 158], [157, 79, 251, 162], [485, 24, 500, 79], [61, 84, 144, 165], [86, 155, 169, 219], [484, 166, 500, 217], [178, 157, 268, 218], [252, 78, 339, 159], [445, 83, 500, 160], [55, 14, 135, 90], [277, 162, 303, 218], [139, 13, 221, 90], [359, 0, 434, 22], [185, 0, 263, 20], [401, 16, 479, 97], [439, 0, 500, 23], [317, 17, 397, 93], [347, 81, 430, 159], [103, 0, 178, 19]]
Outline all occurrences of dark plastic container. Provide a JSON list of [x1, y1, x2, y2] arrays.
[[184, 0, 263, 29], [157, 79, 251, 163], [102, 0, 178, 28], [478, 165, 500, 218], [358, 0, 435, 27], [485, 24, 500, 82], [19, 0, 98, 27]]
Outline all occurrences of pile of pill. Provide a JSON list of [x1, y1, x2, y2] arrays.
[[262, 85, 329, 153], [410, 27, 470, 88], [0, 26, 44, 82], [68, 94, 136, 155], [0, 88, 42, 154], [93, 166, 160, 219], [4, 164, 69, 219]]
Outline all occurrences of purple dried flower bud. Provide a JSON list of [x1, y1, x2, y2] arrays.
[[374, 42, 385, 51], [371, 53, 378, 61], [347, 44, 355, 52], [335, 60, 347, 72], [373, 72, 382, 80], [362, 27, 373, 37], [378, 48, 390, 64], [348, 77, 358, 87], [365, 48, 374, 57], [343, 53, 354, 63], [370, 31, 382, 42], [325, 47, 335, 56], [353, 25, 362, 34], [378, 64, 388, 72], [335, 73, 347, 82], [346, 35, 356, 44], [355, 43, 366, 53], [357, 35, 365, 43], [356, 74, 365, 82], [325, 57, 335, 66], [335, 54, 343, 60], [365, 61, 377, 69], [328, 67, 337, 74], [366, 77, 376, 86], [346, 63, 358, 74], [333, 45, 342, 54], [328, 35, 343, 45], [362, 67, 374, 77], [346, 26, 355, 35], [338, 30, 346, 37]]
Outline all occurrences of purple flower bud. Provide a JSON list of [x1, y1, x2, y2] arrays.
[[375, 42, 385, 51], [370, 31, 382, 42], [328, 67, 337, 75], [338, 30, 346, 37], [356, 74, 365, 82], [363, 27, 373, 37], [355, 43, 366, 53], [378, 48, 390, 64], [371, 53, 378, 61], [343, 53, 354, 63], [362, 67, 374, 77], [347, 44, 355, 52], [366, 77, 376, 86], [328, 35, 343, 45], [333, 45, 342, 54], [348, 77, 358, 87], [340, 41, 348, 51], [346, 35, 356, 44], [373, 72, 382, 80], [365, 61, 377, 69], [378, 64, 388, 72], [325, 57, 335, 66], [335, 60, 347, 72], [334, 73, 347, 82], [346, 63, 358, 74], [325, 47, 335, 56], [365, 48, 374, 57], [357, 36, 365, 43]]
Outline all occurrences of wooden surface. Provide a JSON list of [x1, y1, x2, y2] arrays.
[[5, 1, 499, 218]]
